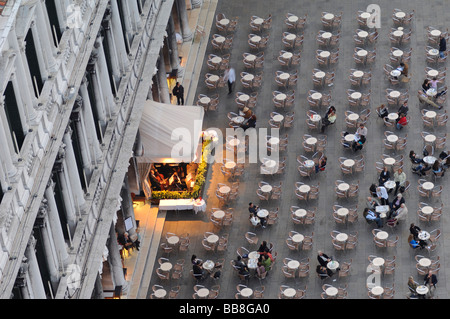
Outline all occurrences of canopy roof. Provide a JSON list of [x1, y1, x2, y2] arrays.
[[137, 100, 204, 163]]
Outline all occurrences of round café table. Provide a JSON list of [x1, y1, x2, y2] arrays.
[[282, 52, 293, 60], [272, 114, 284, 123], [350, 92, 362, 100], [240, 287, 253, 298], [311, 114, 322, 122], [360, 12, 371, 19], [200, 97, 211, 105], [371, 286, 384, 296], [392, 49, 403, 57], [323, 13, 335, 20], [306, 137, 318, 145], [419, 258, 432, 267], [311, 92, 323, 100], [356, 49, 368, 57], [285, 33, 297, 41], [423, 156, 437, 165], [253, 18, 264, 25], [167, 235, 180, 245], [425, 111, 437, 119], [427, 89, 437, 97], [418, 231, 430, 241], [206, 234, 219, 244], [197, 288, 210, 298], [315, 71, 326, 79], [291, 234, 304, 243], [250, 35, 261, 43], [225, 161, 236, 169], [337, 207, 349, 217], [219, 18, 230, 26], [245, 54, 257, 62], [208, 75, 220, 82], [263, 159, 277, 174], [213, 210, 225, 220], [219, 185, 231, 195], [275, 93, 287, 102], [279, 72, 290, 80], [336, 233, 348, 242], [327, 260, 340, 272], [387, 113, 398, 121], [260, 184, 273, 193], [321, 32, 332, 40], [294, 209, 307, 218], [248, 251, 259, 260], [376, 231, 389, 240], [288, 15, 299, 23], [215, 36, 225, 43], [383, 157, 396, 166], [154, 289, 167, 299], [343, 159, 355, 167], [325, 287, 338, 297], [389, 90, 401, 99], [353, 70, 364, 78], [358, 30, 369, 38], [384, 180, 396, 190], [344, 134, 356, 142], [210, 56, 222, 64], [304, 160, 315, 169], [337, 183, 350, 192], [422, 182, 434, 190], [416, 285, 429, 296], [387, 134, 398, 143], [287, 260, 300, 270], [283, 288, 296, 298], [232, 116, 245, 124], [319, 51, 331, 58], [421, 206, 434, 215], [257, 209, 269, 218], [395, 11, 406, 19], [430, 29, 442, 37], [160, 262, 173, 272], [429, 49, 439, 56], [372, 257, 385, 267], [243, 74, 254, 82], [298, 184, 311, 193], [391, 70, 401, 77], [427, 69, 439, 77], [392, 30, 404, 37]]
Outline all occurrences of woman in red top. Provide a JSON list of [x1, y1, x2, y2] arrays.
[[396, 114, 408, 129]]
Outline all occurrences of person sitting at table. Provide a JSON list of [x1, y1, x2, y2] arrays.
[[408, 276, 420, 298], [256, 261, 267, 278], [235, 256, 250, 278], [248, 202, 266, 228], [242, 106, 253, 120], [417, 89, 443, 109], [376, 186, 389, 206], [320, 106, 337, 133], [388, 203, 408, 225], [429, 77, 446, 97], [438, 150, 449, 160], [315, 156, 327, 173], [356, 123, 368, 138], [241, 114, 257, 130], [316, 265, 333, 279], [257, 241, 270, 255], [424, 270, 438, 297], [409, 223, 421, 240], [377, 104, 389, 119], [389, 193, 405, 215], [422, 79, 431, 93], [366, 196, 380, 210], [351, 134, 366, 152], [369, 183, 378, 197], [378, 166, 390, 186], [193, 260, 206, 279], [393, 168, 407, 195], [439, 34, 447, 58], [432, 160, 445, 176], [363, 208, 383, 227], [259, 254, 272, 272], [396, 113, 408, 130], [397, 101, 409, 116], [410, 150, 424, 165], [399, 62, 409, 77], [317, 251, 332, 268], [414, 162, 431, 176]]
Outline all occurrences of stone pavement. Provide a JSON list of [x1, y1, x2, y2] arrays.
[[146, 0, 450, 299]]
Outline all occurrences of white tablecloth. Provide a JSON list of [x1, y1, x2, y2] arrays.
[[159, 199, 206, 212]]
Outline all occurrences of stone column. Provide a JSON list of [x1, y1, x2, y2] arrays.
[[62, 128, 86, 211], [176, 0, 193, 42], [168, 15, 183, 76], [110, 0, 129, 71], [102, 14, 121, 85], [79, 81, 103, 161], [45, 179, 69, 264], [0, 99, 17, 178], [34, 1, 57, 72], [157, 50, 170, 104], [24, 237, 47, 299], [35, 203, 59, 284], [107, 222, 127, 292], [96, 40, 115, 116]]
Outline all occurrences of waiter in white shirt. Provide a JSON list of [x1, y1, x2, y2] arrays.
[[224, 66, 236, 94], [376, 186, 389, 206]]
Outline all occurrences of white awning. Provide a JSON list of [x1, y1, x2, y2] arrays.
[[137, 100, 204, 163]]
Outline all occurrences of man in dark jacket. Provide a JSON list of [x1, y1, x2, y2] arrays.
[[439, 35, 447, 58], [172, 82, 184, 105]]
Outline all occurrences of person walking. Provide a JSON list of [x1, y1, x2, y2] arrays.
[[224, 66, 236, 94], [439, 34, 447, 59], [172, 82, 184, 105]]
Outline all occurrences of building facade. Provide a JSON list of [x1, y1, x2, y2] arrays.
[[0, 0, 191, 299]]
